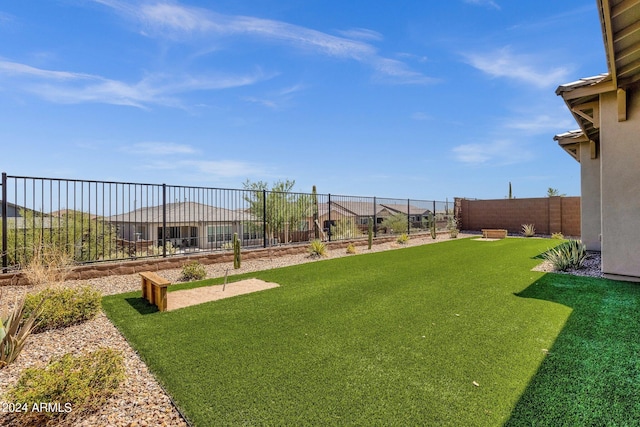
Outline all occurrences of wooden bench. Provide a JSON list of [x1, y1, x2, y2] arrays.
[[140, 271, 171, 312], [481, 229, 508, 239]]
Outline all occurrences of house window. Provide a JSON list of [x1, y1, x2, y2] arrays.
[[135, 225, 147, 240], [207, 225, 232, 243], [158, 226, 180, 239], [323, 220, 336, 230]]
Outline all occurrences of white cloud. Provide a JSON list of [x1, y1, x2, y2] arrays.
[[242, 84, 305, 109], [411, 112, 432, 121], [463, 47, 570, 88], [121, 143, 197, 155], [0, 60, 97, 81], [141, 158, 265, 178], [334, 28, 384, 41], [0, 59, 270, 108], [94, 0, 434, 85], [505, 114, 574, 134], [452, 139, 533, 165], [464, 0, 500, 10], [184, 160, 265, 178]]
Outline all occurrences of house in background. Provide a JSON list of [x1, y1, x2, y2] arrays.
[[554, 0, 640, 281], [0, 201, 28, 218], [330, 201, 393, 228], [107, 202, 255, 251]]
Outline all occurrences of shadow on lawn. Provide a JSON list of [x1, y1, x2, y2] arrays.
[[506, 273, 640, 426], [125, 297, 159, 315]]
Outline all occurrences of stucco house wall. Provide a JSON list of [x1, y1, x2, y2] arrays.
[[578, 139, 602, 251], [599, 90, 640, 280]]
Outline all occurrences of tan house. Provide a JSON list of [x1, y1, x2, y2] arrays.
[[554, 0, 640, 281], [108, 202, 256, 251]]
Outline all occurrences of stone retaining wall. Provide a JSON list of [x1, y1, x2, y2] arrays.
[[0, 234, 414, 286]]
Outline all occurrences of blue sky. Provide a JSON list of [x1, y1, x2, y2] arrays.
[[0, 0, 604, 200]]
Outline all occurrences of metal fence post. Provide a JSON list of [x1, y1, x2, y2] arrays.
[[162, 183, 167, 258], [433, 200, 436, 231], [407, 198, 411, 235], [328, 194, 332, 242], [263, 189, 267, 248], [373, 196, 377, 237], [2, 172, 7, 272]]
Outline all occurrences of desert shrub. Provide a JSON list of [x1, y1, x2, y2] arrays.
[[24, 285, 101, 333], [181, 261, 206, 281], [7, 347, 125, 421], [543, 240, 587, 271], [381, 213, 408, 235], [308, 239, 327, 258], [136, 242, 176, 258], [20, 236, 74, 288], [346, 243, 357, 254], [1, 293, 44, 369], [396, 233, 409, 244], [330, 218, 360, 240], [551, 232, 564, 239], [447, 217, 459, 238], [522, 224, 536, 237]]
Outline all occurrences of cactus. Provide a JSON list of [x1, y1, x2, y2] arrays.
[[233, 233, 241, 269], [429, 213, 437, 239], [368, 217, 373, 249]]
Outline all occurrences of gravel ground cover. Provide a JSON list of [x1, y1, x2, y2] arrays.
[[1, 233, 472, 426]]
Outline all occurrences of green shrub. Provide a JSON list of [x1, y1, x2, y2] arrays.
[[522, 224, 536, 237], [346, 243, 357, 254], [24, 285, 101, 333], [181, 261, 206, 281], [308, 239, 327, 258], [542, 240, 587, 271], [396, 233, 409, 244], [7, 347, 125, 421], [381, 213, 408, 235]]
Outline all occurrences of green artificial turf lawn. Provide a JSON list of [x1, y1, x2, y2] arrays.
[[102, 238, 640, 426]]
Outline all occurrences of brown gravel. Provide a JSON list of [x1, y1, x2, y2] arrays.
[[0, 233, 468, 427]]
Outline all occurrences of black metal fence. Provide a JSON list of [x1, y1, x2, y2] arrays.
[[1, 173, 454, 272]]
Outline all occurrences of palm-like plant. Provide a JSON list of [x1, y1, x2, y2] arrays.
[[521, 224, 536, 237]]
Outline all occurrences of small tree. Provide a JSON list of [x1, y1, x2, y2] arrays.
[[546, 188, 566, 197], [380, 213, 408, 235], [243, 180, 311, 245]]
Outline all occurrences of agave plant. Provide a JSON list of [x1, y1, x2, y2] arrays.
[[522, 224, 536, 237], [542, 240, 587, 271], [1, 292, 45, 369], [308, 239, 327, 258]]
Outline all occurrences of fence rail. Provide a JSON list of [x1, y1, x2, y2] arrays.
[[1, 173, 453, 272]]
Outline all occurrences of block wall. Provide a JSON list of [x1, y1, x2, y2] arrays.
[[455, 197, 581, 237]]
